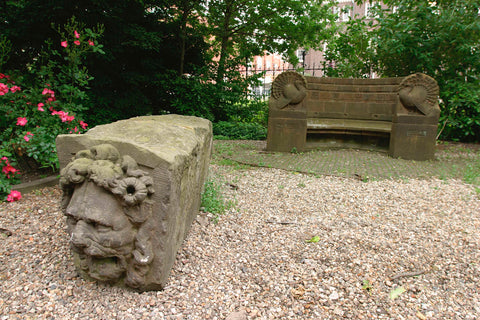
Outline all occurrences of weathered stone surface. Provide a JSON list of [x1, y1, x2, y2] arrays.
[[266, 71, 440, 160], [398, 73, 440, 117], [56, 115, 212, 291], [269, 71, 307, 110]]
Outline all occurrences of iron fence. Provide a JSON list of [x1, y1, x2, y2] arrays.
[[244, 63, 327, 99]]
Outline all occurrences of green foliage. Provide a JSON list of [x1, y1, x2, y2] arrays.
[[201, 178, 234, 222], [211, 97, 268, 140], [438, 80, 480, 141], [205, 0, 338, 75], [0, 18, 103, 201], [1, 1, 209, 126], [227, 99, 268, 126], [1, 1, 340, 129], [361, 279, 373, 293], [323, 15, 375, 78], [306, 235, 320, 243], [0, 75, 88, 171], [0, 153, 21, 202], [157, 69, 216, 121], [0, 35, 12, 68], [325, 0, 480, 142], [156, 66, 260, 122], [213, 121, 267, 140]]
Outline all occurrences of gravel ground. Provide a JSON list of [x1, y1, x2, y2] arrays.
[[1, 164, 480, 319]]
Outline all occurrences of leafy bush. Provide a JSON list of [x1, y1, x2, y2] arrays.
[[213, 121, 267, 140], [438, 80, 480, 142], [227, 99, 268, 126], [0, 17, 103, 201], [0, 74, 88, 165], [0, 155, 21, 202], [155, 66, 265, 123], [212, 97, 268, 141], [323, 0, 480, 142], [156, 69, 218, 121]]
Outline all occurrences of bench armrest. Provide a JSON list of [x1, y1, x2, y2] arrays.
[[398, 73, 440, 119]]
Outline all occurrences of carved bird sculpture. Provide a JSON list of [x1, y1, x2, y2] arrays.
[[271, 72, 307, 109], [398, 73, 440, 117]]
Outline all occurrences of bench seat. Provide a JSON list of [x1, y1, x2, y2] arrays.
[[307, 118, 392, 134]]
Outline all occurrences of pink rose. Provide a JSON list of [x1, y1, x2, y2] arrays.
[[2, 164, 17, 177], [0, 83, 9, 95], [7, 190, 22, 202], [74, 40, 80, 46], [37, 103, 45, 111], [74, 30, 80, 39], [24, 132, 34, 142], [10, 85, 21, 93], [88, 40, 94, 46], [61, 41, 68, 48], [42, 88, 55, 96], [16, 117, 27, 126]]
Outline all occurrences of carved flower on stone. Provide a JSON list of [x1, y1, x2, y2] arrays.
[[111, 177, 149, 206]]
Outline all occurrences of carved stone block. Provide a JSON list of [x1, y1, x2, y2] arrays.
[[266, 71, 440, 160], [56, 115, 212, 291], [389, 119, 438, 161]]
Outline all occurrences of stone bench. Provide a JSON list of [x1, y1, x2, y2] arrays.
[[266, 71, 440, 160], [56, 115, 212, 291]]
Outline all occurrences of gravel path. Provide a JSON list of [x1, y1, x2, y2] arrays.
[[1, 165, 479, 319]]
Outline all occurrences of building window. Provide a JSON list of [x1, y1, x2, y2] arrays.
[[296, 49, 305, 63], [365, 2, 379, 18], [341, 7, 351, 21], [333, 6, 340, 21]]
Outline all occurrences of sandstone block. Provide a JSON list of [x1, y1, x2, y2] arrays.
[[56, 115, 212, 291]]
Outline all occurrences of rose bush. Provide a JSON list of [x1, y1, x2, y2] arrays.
[[0, 155, 21, 202], [0, 17, 103, 202]]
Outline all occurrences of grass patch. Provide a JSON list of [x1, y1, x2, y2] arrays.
[[463, 158, 480, 185], [201, 178, 235, 223]]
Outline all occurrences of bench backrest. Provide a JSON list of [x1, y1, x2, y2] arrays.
[[304, 76, 404, 122]]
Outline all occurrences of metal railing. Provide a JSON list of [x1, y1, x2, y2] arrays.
[[244, 63, 327, 99]]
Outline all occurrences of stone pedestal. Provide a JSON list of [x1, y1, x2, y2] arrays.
[[266, 71, 307, 153], [266, 111, 307, 152], [56, 115, 212, 291], [389, 114, 438, 161]]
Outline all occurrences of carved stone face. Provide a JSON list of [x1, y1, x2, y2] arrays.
[[65, 181, 136, 282], [60, 144, 155, 289]]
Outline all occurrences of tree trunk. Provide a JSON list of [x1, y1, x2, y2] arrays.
[[179, 5, 191, 75], [213, 1, 234, 121]]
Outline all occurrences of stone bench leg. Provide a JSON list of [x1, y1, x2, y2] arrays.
[[389, 116, 438, 161], [267, 115, 307, 152]]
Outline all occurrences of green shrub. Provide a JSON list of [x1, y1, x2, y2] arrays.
[[213, 121, 267, 140], [0, 17, 103, 202]]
